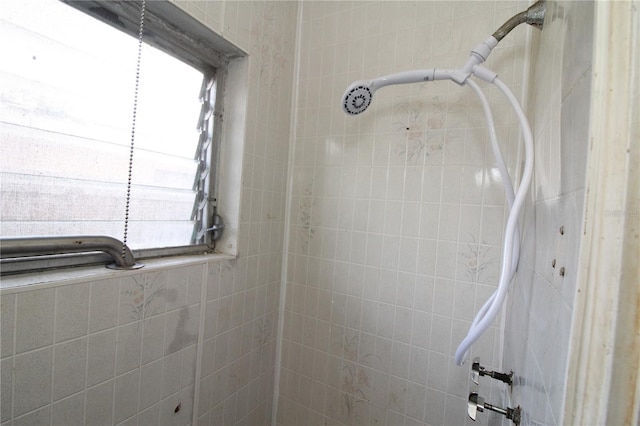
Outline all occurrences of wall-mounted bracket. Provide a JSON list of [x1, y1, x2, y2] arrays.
[[207, 213, 225, 242]]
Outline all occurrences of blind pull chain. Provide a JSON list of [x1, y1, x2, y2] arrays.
[[122, 0, 147, 259]]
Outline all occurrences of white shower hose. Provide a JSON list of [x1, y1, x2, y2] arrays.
[[453, 76, 534, 366]]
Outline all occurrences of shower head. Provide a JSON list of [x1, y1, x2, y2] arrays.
[[342, 81, 373, 115], [341, 69, 453, 115]]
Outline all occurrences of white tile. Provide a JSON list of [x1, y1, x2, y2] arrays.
[[434, 241, 457, 279], [393, 307, 413, 344], [55, 283, 89, 343], [426, 352, 448, 393], [13, 347, 53, 417], [15, 288, 55, 354], [438, 203, 460, 241], [89, 278, 119, 333], [53, 337, 87, 401], [389, 341, 410, 379], [114, 369, 140, 424], [116, 322, 142, 375], [370, 167, 388, 199], [479, 206, 505, 246], [0, 293, 16, 358], [365, 233, 383, 267], [373, 337, 392, 374], [180, 344, 198, 388], [166, 268, 188, 312], [142, 315, 166, 365], [117, 413, 138, 426], [432, 278, 454, 318], [406, 382, 426, 421], [206, 262, 220, 302], [139, 359, 163, 410], [344, 297, 362, 330], [410, 311, 432, 349], [1, 358, 13, 423], [422, 167, 443, 203], [387, 375, 408, 413], [213, 332, 230, 373], [159, 386, 194, 426], [387, 168, 405, 201], [460, 166, 484, 205], [409, 346, 429, 386], [419, 203, 440, 240], [430, 315, 452, 356], [424, 388, 445, 424], [413, 275, 434, 313], [381, 235, 400, 270], [443, 394, 468, 426], [452, 280, 476, 322], [416, 239, 437, 277], [458, 205, 482, 243], [145, 272, 168, 319], [376, 303, 395, 339], [119, 275, 146, 325], [398, 238, 419, 274], [164, 305, 199, 356], [445, 358, 469, 399], [161, 350, 182, 399], [52, 393, 84, 426], [441, 166, 463, 204], [12, 405, 50, 426], [87, 329, 116, 387]]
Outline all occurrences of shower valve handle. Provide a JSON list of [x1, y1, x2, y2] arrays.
[[468, 393, 521, 425], [471, 357, 513, 385]]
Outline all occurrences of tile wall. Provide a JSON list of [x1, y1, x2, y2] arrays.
[[1, 263, 195, 425], [504, 1, 594, 425], [0, 259, 278, 426], [278, 2, 530, 425], [0, 1, 298, 426]]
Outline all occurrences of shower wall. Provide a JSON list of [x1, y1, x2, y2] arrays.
[[0, 1, 297, 425], [504, 1, 594, 425], [278, 2, 529, 425]]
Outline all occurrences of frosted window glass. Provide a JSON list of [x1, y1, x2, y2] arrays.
[[0, 0, 205, 250]]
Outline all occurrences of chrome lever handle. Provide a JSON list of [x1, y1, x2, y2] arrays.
[[467, 393, 521, 425], [471, 357, 481, 384], [467, 392, 485, 420], [471, 357, 513, 385]]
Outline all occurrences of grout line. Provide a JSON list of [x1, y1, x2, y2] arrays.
[[134, 275, 147, 423], [111, 278, 122, 425], [192, 265, 208, 426], [9, 293, 18, 422], [83, 281, 93, 424], [49, 288, 58, 422]]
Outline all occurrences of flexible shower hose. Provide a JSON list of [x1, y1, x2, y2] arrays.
[[454, 77, 534, 366]]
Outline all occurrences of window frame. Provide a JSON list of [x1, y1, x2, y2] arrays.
[[0, 0, 245, 275]]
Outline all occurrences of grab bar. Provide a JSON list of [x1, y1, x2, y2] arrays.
[[0, 236, 143, 270]]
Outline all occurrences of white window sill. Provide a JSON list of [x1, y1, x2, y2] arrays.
[[0, 252, 235, 294]]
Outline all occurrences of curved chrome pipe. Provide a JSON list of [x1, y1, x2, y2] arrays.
[[0, 236, 143, 270], [492, 0, 546, 41]]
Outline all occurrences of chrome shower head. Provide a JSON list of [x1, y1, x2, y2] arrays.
[[342, 81, 373, 115]]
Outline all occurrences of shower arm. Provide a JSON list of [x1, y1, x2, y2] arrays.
[[493, 0, 546, 42], [450, 0, 546, 85]]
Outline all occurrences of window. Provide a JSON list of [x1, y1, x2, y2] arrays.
[[0, 0, 245, 271]]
